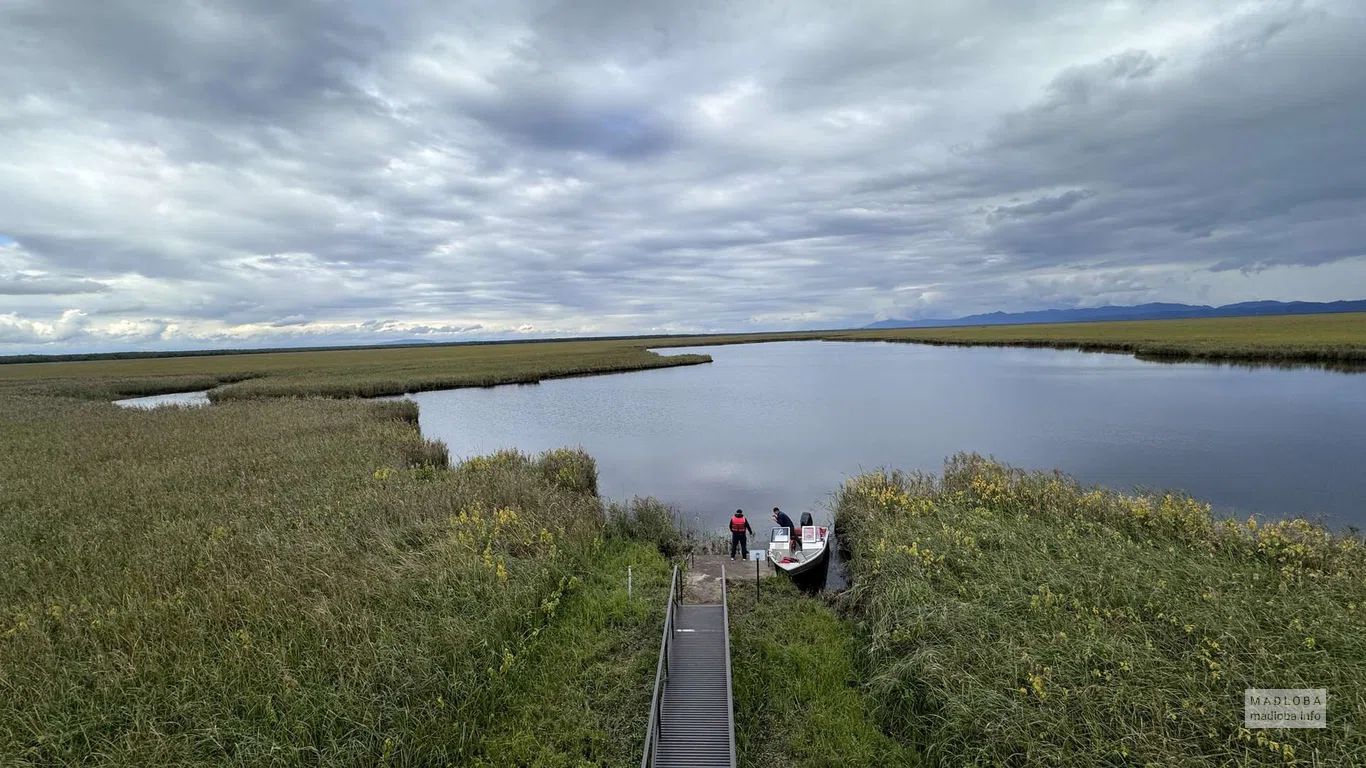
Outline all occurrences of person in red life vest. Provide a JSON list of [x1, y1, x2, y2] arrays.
[[729, 509, 754, 560]]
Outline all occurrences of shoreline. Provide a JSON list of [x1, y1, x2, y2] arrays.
[[5, 313, 1365, 380]]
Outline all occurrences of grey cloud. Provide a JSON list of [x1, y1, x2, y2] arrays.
[[1044, 50, 1163, 109], [459, 81, 683, 159], [0, 275, 109, 295], [1, 0, 1364, 352], [11, 234, 210, 278], [961, 4, 1366, 273], [5, 0, 389, 128], [986, 190, 1097, 222]]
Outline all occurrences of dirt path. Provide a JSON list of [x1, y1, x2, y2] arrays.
[[684, 554, 774, 604]]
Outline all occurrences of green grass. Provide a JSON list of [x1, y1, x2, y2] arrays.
[[0, 392, 617, 765], [836, 454, 1366, 767], [729, 581, 918, 768], [472, 539, 673, 767]]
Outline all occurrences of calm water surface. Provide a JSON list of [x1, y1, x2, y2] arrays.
[[403, 342, 1365, 530], [114, 390, 211, 409]]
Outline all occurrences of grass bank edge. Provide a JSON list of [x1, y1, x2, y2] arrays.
[[835, 453, 1366, 766], [0, 344, 714, 402]]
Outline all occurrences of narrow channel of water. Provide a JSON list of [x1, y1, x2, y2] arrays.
[[113, 390, 211, 409]]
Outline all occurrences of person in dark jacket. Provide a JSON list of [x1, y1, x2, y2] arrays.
[[772, 507, 795, 531], [729, 509, 754, 560], [772, 507, 797, 549]]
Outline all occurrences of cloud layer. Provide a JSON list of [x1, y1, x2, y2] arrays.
[[2, 0, 1364, 352]]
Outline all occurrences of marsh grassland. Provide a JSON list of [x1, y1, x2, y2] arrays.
[[837, 454, 1366, 767], [0, 390, 648, 764]]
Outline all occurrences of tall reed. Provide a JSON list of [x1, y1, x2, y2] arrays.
[[0, 396, 607, 765], [836, 454, 1366, 766]]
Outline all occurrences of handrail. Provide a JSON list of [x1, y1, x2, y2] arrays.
[[721, 565, 737, 768], [641, 565, 679, 768]]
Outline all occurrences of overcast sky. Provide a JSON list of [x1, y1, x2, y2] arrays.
[[2, 0, 1364, 353]]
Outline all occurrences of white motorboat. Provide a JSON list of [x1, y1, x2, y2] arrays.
[[767, 525, 830, 577]]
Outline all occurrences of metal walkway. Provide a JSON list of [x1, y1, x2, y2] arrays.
[[641, 566, 736, 768]]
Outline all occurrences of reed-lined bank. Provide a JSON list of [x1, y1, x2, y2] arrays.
[[836, 454, 1366, 766], [827, 312, 1366, 367], [0, 392, 632, 765], [0, 340, 712, 402]]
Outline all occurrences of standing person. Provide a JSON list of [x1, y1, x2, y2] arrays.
[[729, 509, 754, 560], [772, 507, 796, 549]]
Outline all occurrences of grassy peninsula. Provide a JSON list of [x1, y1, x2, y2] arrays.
[[0, 339, 712, 401], [836, 455, 1366, 766]]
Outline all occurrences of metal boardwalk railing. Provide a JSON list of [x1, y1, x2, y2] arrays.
[[641, 566, 736, 768]]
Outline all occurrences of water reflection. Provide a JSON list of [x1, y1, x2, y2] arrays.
[[1132, 355, 1366, 374], [411, 341, 1366, 530]]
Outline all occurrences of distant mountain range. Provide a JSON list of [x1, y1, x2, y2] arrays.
[[863, 300, 1366, 330]]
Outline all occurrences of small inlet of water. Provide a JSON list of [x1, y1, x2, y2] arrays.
[[113, 390, 212, 409]]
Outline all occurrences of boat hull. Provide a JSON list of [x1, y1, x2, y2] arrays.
[[768, 541, 829, 576]]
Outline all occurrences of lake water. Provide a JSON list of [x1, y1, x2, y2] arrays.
[[410, 342, 1366, 531], [114, 390, 211, 409]]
